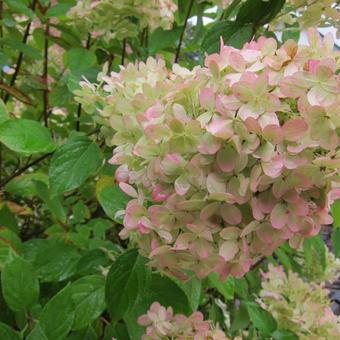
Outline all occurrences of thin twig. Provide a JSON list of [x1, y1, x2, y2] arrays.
[[0, 152, 51, 188], [174, 0, 194, 63], [4, 0, 37, 103]]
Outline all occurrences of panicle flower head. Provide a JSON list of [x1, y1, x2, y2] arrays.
[[259, 264, 340, 339], [76, 28, 340, 280], [67, 0, 177, 42], [138, 301, 229, 340]]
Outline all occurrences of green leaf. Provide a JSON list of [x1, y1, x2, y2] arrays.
[[69, 275, 106, 330], [49, 135, 103, 194], [0, 322, 21, 340], [172, 274, 202, 310], [0, 242, 17, 271], [272, 329, 299, 340], [149, 26, 181, 53], [246, 301, 277, 337], [124, 273, 191, 339], [34, 181, 66, 222], [66, 327, 97, 340], [202, 21, 253, 54], [106, 249, 150, 322], [275, 246, 302, 275], [1, 257, 39, 312], [5, 173, 48, 197], [0, 38, 41, 60], [303, 235, 326, 274], [236, 0, 285, 25], [33, 285, 75, 340], [63, 48, 97, 76], [208, 273, 234, 300], [282, 26, 300, 43], [332, 228, 340, 258], [0, 119, 55, 154], [331, 200, 340, 228], [96, 176, 130, 220], [26, 240, 81, 282], [0, 99, 9, 125], [5, 0, 34, 18], [26, 323, 49, 340], [46, 3, 74, 17], [234, 277, 249, 299], [230, 301, 249, 334], [0, 204, 18, 233]]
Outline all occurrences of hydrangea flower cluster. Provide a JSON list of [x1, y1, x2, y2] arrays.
[[259, 264, 340, 339], [138, 302, 229, 340], [67, 0, 177, 41], [76, 28, 340, 280]]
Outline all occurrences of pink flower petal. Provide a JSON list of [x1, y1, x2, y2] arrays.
[[219, 240, 239, 261], [270, 203, 288, 229]]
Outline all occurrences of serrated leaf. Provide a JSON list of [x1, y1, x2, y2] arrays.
[[202, 21, 253, 54], [1, 256, 39, 312], [236, 0, 285, 25], [5, 173, 48, 197], [34, 181, 66, 222], [5, 0, 34, 18], [0, 322, 21, 340], [63, 48, 97, 76], [172, 274, 201, 310], [208, 273, 234, 300], [69, 275, 106, 330], [96, 176, 130, 220], [0, 119, 55, 154], [332, 228, 340, 257], [246, 301, 277, 337], [0, 38, 41, 59], [106, 249, 150, 322], [25, 240, 81, 282], [303, 235, 326, 274], [49, 135, 103, 194], [0, 99, 9, 125], [331, 200, 340, 228], [272, 329, 299, 340], [34, 285, 75, 340]]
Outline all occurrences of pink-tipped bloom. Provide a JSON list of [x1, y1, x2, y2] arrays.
[[77, 29, 340, 280]]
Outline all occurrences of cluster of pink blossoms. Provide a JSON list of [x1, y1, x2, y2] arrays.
[[138, 302, 228, 340], [76, 28, 340, 280]]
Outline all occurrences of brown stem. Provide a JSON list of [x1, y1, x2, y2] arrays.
[[174, 0, 194, 63], [0, 153, 51, 188], [42, 21, 49, 127], [4, 0, 37, 103]]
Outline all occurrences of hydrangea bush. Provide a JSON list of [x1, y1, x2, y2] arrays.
[[77, 28, 340, 280], [1, 0, 340, 338]]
